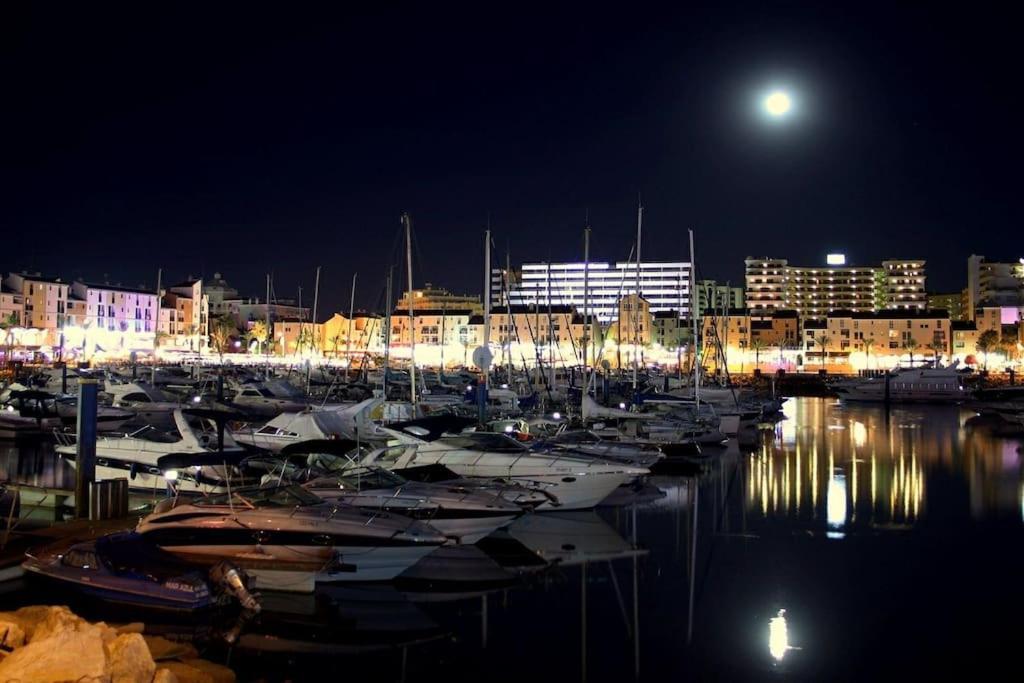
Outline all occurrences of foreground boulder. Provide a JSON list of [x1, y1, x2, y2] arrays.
[[0, 605, 233, 683]]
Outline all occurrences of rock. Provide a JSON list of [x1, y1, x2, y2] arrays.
[[0, 622, 108, 682], [144, 634, 199, 661], [107, 632, 156, 683], [21, 605, 91, 643], [158, 661, 214, 683], [0, 619, 26, 649], [154, 669, 180, 683], [179, 659, 235, 683]]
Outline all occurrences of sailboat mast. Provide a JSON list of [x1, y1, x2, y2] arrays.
[[403, 213, 416, 404], [483, 228, 492, 391], [383, 268, 392, 398], [153, 267, 161, 384], [265, 273, 271, 378], [547, 261, 554, 390], [583, 224, 590, 373], [689, 229, 699, 409], [505, 248, 512, 386], [633, 201, 643, 391], [346, 272, 357, 381]]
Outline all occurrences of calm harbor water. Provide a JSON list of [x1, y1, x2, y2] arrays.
[[2, 397, 1022, 681]]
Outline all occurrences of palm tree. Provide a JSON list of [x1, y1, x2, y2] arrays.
[[928, 340, 944, 365], [977, 329, 1000, 371], [902, 339, 920, 367], [0, 313, 19, 366], [815, 334, 830, 368], [209, 314, 238, 362], [864, 337, 876, 370], [750, 338, 765, 372], [249, 320, 269, 354]]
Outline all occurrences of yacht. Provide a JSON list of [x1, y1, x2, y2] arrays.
[[55, 408, 247, 494], [228, 383, 309, 418], [832, 365, 966, 403], [0, 388, 133, 438], [303, 463, 524, 544], [369, 418, 649, 511], [537, 428, 665, 468], [135, 485, 448, 586], [104, 379, 183, 423]]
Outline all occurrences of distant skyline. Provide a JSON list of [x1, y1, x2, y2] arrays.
[[3, 3, 1020, 314]]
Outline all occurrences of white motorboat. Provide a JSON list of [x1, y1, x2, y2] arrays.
[[832, 364, 966, 403], [55, 408, 248, 494], [370, 417, 648, 511]]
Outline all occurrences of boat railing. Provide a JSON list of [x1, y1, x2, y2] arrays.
[[53, 429, 77, 447]]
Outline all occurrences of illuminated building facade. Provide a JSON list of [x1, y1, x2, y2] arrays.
[[493, 261, 692, 323], [745, 256, 927, 316]]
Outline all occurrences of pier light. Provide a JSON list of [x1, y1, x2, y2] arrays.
[[163, 469, 179, 481]]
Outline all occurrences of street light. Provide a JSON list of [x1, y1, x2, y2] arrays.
[[763, 90, 793, 118]]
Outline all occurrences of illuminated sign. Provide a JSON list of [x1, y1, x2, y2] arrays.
[[826, 253, 846, 266]]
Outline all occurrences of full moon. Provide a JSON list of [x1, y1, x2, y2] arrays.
[[763, 90, 792, 117]]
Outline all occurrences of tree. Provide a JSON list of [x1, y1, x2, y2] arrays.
[[902, 339, 920, 367], [864, 337, 876, 370], [209, 314, 238, 361], [977, 329, 1000, 371], [249, 320, 269, 353], [750, 338, 765, 372], [928, 340, 945, 365], [1000, 332, 1018, 366], [815, 334, 830, 367], [0, 313, 19, 365]]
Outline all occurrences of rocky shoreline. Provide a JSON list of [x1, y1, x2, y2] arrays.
[[0, 605, 234, 683]]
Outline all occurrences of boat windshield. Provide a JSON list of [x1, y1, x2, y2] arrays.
[[440, 433, 527, 453], [308, 466, 407, 491], [195, 485, 323, 508]]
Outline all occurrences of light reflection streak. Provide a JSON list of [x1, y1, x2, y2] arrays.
[[768, 610, 790, 662]]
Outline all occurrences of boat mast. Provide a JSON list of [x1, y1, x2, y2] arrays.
[[689, 229, 699, 409], [383, 268, 392, 398], [633, 200, 643, 393], [403, 213, 416, 405], [585, 223, 593, 376], [346, 272, 357, 381], [265, 273, 271, 378], [547, 261, 555, 390], [308, 265, 321, 393], [440, 301, 446, 376], [505, 247, 513, 387], [153, 267, 161, 385], [483, 227, 492, 393]]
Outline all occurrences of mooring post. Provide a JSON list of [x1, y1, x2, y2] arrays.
[[74, 379, 98, 520]]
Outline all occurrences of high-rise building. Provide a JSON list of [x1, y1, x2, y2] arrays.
[[744, 256, 926, 317], [695, 280, 744, 315], [493, 261, 692, 323], [966, 254, 1024, 314]]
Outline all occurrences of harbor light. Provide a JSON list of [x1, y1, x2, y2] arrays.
[[552, 412, 561, 420], [163, 469, 179, 481]]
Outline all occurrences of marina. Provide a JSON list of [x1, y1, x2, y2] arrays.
[[1, 393, 1021, 680]]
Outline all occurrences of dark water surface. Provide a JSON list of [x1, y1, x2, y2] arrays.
[[2, 397, 1021, 681]]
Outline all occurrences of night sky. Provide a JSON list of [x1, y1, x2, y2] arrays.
[[3, 3, 1020, 315]]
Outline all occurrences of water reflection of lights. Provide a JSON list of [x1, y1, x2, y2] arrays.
[[826, 471, 847, 538], [852, 421, 867, 448], [768, 609, 790, 662]]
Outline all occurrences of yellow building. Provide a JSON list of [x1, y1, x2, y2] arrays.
[[3, 272, 69, 331], [396, 284, 482, 315], [613, 294, 652, 346], [813, 309, 951, 369]]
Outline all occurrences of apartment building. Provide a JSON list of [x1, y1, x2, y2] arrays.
[[0, 285, 24, 326], [966, 254, 1024, 314], [495, 261, 692, 323], [745, 256, 926, 316], [3, 272, 69, 330], [69, 282, 158, 333], [396, 284, 483, 315]]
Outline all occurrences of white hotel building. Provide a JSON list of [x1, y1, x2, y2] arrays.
[[493, 261, 692, 323]]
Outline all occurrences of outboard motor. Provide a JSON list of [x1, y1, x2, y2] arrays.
[[209, 561, 261, 612]]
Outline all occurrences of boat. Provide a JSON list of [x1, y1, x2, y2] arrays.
[[246, 439, 527, 544], [22, 531, 260, 612], [369, 416, 649, 511], [227, 383, 309, 418], [0, 389, 134, 438], [135, 485, 449, 587], [55, 408, 250, 494], [536, 427, 665, 468], [832, 364, 966, 403], [104, 379, 183, 423]]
